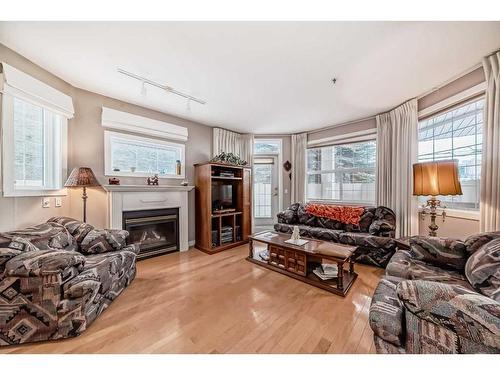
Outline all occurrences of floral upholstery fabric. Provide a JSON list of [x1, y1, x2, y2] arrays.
[[370, 231, 500, 354], [305, 204, 365, 225], [274, 203, 397, 268], [0, 218, 137, 346], [398, 280, 500, 353], [409, 236, 467, 271], [465, 238, 500, 302]]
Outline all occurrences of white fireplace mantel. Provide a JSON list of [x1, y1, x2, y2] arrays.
[[104, 184, 195, 251]]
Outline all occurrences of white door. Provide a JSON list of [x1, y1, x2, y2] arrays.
[[253, 156, 279, 229]]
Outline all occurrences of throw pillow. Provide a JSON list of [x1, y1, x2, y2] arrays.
[[79, 229, 129, 255], [465, 237, 500, 302]]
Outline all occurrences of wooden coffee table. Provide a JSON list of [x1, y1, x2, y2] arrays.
[[247, 231, 358, 297]]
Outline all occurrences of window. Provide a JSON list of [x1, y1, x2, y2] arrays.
[[104, 131, 185, 178], [254, 139, 281, 154], [253, 163, 272, 218], [2, 96, 67, 196], [306, 140, 376, 204], [418, 97, 483, 211]]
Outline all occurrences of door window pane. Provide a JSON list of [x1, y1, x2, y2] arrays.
[[253, 164, 272, 218]]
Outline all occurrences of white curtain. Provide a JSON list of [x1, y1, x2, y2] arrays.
[[376, 99, 419, 238], [212, 128, 254, 166], [291, 133, 307, 203], [480, 51, 500, 232]]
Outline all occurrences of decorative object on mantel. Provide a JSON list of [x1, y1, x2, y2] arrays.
[[109, 177, 120, 185], [147, 174, 159, 186], [65, 167, 101, 223], [413, 159, 463, 236], [210, 152, 247, 166], [176, 160, 182, 175]]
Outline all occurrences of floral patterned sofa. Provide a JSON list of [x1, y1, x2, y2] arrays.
[[274, 203, 397, 267], [369, 232, 500, 354], [0, 217, 138, 346]]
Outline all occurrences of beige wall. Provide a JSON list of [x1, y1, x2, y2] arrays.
[[0, 44, 73, 231], [0, 43, 212, 242], [68, 88, 212, 241]]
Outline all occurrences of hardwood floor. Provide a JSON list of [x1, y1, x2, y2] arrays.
[[0, 244, 383, 354]]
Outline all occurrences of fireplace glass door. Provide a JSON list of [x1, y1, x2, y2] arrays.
[[123, 208, 179, 259]]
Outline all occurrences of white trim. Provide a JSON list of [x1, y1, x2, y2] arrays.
[[101, 107, 188, 142], [104, 130, 186, 179], [0, 63, 74, 118], [418, 82, 486, 119], [307, 128, 377, 147], [188, 240, 196, 247]]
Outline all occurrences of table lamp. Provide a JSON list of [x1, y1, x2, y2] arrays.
[[64, 167, 101, 223], [413, 160, 462, 236]]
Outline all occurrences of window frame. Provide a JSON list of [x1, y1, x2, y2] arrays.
[[417, 85, 485, 220], [306, 139, 377, 206], [253, 138, 283, 213], [104, 130, 186, 179], [1, 94, 68, 197]]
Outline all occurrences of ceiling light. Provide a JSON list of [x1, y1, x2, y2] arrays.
[[117, 68, 206, 105]]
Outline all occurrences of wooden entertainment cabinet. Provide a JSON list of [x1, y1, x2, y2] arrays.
[[194, 162, 252, 253]]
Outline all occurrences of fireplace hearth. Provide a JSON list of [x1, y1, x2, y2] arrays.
[[123, 208, 179, 259]]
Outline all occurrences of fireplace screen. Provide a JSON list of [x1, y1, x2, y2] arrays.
[[123, 208, 179, 259]]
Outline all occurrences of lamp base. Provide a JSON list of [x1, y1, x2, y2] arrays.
[[426, 196, 441, 237]]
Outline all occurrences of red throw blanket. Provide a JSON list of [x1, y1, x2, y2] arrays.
[[305, 204, 365, 225]]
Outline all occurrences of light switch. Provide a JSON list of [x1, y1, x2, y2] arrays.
[[42, 197, 51, 208], [55, 197, 62, 207]]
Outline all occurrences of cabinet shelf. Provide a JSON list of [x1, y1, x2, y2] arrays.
[[211, 176, 242, 180]]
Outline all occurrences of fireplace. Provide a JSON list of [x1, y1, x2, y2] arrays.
[[123, 208, 179, 260]]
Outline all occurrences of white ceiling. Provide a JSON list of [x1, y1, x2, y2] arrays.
[[1, 22, 499, 134]]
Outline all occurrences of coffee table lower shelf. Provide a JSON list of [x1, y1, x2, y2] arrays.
[[246, 257, 358, 297]]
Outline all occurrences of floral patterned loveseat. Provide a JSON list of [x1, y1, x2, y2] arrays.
[[0, 217, 138, 346], [369, 232, 500, 353], [274, 203, 397, 268]]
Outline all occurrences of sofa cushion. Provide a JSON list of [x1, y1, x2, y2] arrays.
[[0, 222, 77, 252], [48, 217, 95, 244], [315, 216, 344, 230], [307, 227, 344, 242], [409, 236, 467, 271], [79, 229, 129, 255], [386, 250, 472, 290], [369, 275, 406, 347], [63, 250, 136, 299], [297, 204, 317, 226], [397, 280, 500, 353], [465, 231, 500, 256], [369, 206, 397, 237], [465, 238, 500, 302], [339, 232, 395, 250]]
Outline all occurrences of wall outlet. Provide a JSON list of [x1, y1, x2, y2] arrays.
[[42, 197, 51, 208], [55, 197, 62, 207]]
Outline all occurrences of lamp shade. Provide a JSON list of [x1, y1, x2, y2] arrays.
[[64, 167, 101, 187], [413, 160, 462, 196]]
